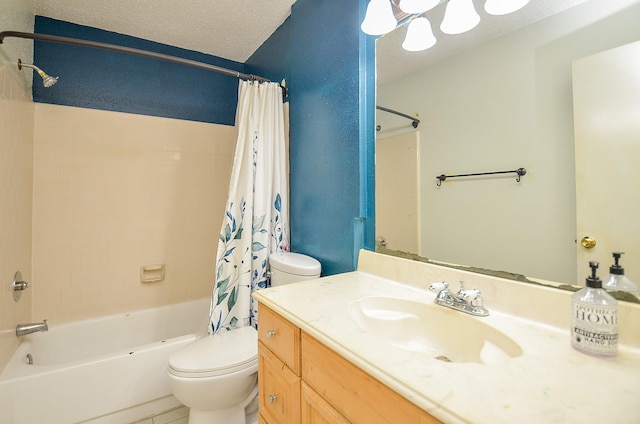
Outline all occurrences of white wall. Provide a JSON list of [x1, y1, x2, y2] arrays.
[[0, 0, 34, 92], [377, 0, 640, 284], [376, 131, 420, 253]]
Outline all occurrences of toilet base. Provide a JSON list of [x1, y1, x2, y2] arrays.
[[188, 405, 245, 424], [186, 390, 258, 424]]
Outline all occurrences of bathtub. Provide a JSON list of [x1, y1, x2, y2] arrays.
[[0, 298, 210, 424]]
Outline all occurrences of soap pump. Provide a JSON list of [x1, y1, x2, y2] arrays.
[[571, 261, 618, 357], [604, 252, 638, 296]]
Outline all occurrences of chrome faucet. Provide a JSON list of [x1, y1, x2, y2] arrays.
[[428, 281, 489, 316], [16, 320, 48, 337]]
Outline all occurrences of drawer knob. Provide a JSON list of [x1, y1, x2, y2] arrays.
[[268, 394, 278, 404], [267, 330, 277, 338]]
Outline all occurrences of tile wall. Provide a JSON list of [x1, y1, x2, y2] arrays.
[[32, 104, 236, 323], [0, 63, 34, 370]]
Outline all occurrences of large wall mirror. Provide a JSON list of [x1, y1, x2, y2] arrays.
[[374, 0, 640, 302]]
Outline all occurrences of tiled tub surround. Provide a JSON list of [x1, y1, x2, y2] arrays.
[[254, 250, 640, 423], [0, 298, 209, 424], [0, 54, 35, 372], [32, 103, 236, 323]]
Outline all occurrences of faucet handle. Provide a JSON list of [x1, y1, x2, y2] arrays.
[[471, 295, 484, 308], [455, 281, 480, 299], [458, 288, 480, 299], [429, 281, 448, 292]]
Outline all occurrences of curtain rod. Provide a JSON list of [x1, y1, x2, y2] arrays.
[[0, 31, 287, 96], [376, 105, 420, 128]]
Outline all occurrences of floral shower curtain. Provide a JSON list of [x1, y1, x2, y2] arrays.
[[209, 80, 289, 334]]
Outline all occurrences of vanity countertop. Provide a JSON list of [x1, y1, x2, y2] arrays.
[[253, 250, 640, 424]]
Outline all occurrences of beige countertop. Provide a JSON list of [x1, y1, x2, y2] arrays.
[[254, 250, 640, 424]]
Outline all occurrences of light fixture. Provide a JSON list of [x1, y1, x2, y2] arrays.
[[484, 0, 529, 16], [361, 0, 398, 36], [440, 0, 480, 35], [399, 0, 441, 14], [362, 0, 517, 53], [402, 17, 437, 51]]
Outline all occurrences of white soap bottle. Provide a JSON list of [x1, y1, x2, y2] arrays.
[[603, 252, 638, 296], [571, 261, 618, 357]]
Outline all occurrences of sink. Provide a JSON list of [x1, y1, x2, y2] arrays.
[[349, 296, 523, 365]]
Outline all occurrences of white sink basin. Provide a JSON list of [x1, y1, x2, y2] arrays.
[[349, 296, 523, 365]]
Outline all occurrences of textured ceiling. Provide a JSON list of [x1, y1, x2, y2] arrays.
[[34, 0, 297, 63]]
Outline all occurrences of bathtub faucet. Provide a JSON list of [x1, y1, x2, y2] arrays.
[[16, 319, 48, 337]]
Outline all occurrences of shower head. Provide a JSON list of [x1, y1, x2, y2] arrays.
[[17, 59, 58, 87]]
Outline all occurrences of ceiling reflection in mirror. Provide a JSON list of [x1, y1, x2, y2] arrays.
[[374, 0, 640, 302]]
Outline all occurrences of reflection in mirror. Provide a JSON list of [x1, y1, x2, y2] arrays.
[[374, 0, 640, 302]]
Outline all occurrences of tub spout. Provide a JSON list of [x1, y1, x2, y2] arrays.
[[16, 319, 48, 337]]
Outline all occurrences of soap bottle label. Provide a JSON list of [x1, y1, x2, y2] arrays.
[[571, 303, 618, 355]]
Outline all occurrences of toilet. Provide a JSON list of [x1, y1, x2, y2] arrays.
[[167, 251, 320, 424]]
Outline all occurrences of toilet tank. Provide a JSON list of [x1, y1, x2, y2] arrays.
[[269, 252, 321, 286]]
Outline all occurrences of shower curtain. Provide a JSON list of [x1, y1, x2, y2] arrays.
[[209, 80, 289, 334]]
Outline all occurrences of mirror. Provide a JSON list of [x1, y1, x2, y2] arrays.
[[374, 0, 640, 302]]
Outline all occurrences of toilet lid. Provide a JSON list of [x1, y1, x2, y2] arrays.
[[169, 326, 257, 377], [269, 252, 321, 276]]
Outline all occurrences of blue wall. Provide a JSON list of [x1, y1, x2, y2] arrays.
[[246, 0, 375, 275], [34, 17, 242, 125], [33, 1, 376, 276]]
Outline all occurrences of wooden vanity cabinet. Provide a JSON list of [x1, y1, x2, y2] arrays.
[[301, 332, 441, 424], [257, 304, 441, 424]]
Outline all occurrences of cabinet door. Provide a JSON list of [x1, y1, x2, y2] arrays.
[[259, 342, 301, 424], [301, 382, 350, 424]]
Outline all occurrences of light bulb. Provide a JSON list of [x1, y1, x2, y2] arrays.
[[399, 0, 441, 14], [440, 0, 480, 35], [484, 0, 529, 15], [361, 0, 398, 36], [402, 17, 437, 51]]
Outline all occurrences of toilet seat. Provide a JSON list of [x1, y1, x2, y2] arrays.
[[168, 326, 258, 378]]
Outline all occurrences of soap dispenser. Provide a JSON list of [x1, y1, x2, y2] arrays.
[[603, 252, 638, 296], [571, 262, 618, 357]]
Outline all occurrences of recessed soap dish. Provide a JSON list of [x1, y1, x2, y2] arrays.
[[140, 264, 165, 283]]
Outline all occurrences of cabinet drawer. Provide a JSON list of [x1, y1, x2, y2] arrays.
[[259, 342, 301, 424], [259, 305, 300, 374], [302, 381, 350, 424], [302, 332, 442, 424]]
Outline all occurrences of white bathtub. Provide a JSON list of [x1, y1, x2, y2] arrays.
[[0, 298, 210, 424]]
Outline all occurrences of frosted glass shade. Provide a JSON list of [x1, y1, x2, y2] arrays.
[[485, 0, 529, 15], [361, 0, 397, 36], [399, 0, 441, 14], [440, 0, 480, 35], [402, 17, 437, 51]]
